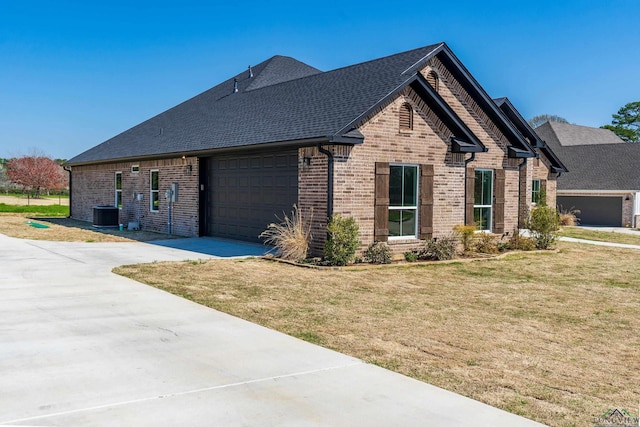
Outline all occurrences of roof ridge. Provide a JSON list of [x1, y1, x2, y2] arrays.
[[401, 43, 444, 75]]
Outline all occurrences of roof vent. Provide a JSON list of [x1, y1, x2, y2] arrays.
[[233, 78, 238, 93], [248, 65, 253, 78]]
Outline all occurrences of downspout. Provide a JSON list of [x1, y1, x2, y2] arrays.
[[63, 166, 72, 218], [317, 144, 334, 220], [464, 153, 476, 225]]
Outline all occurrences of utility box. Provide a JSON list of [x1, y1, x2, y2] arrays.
[[93, 206, 119, 227], [171, 182, 178, 202]]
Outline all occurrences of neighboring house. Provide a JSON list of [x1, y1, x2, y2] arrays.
[[536, 121, 640, 227], [66, 42, 564, 255]]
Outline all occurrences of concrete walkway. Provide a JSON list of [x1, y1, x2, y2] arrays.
[[0, 234, 543, 426]]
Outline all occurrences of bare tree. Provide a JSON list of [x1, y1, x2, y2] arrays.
[[528, 114, 568, 129]]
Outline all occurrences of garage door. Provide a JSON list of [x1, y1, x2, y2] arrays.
[[557, 196, 622, 226], [202, 150, 298, 241]]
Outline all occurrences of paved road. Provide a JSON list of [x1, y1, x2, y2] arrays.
[[0, 234, 543, 426]]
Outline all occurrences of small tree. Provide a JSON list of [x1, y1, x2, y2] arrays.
[[527, 205, 559, 249], [6, 153, 67, 198], [324, 214, 359, 266]]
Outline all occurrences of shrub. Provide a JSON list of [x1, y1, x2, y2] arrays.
[[474, 232, 499, 254], [404, 251, 418, 262], [419, 235, 457, 261], [558, 206, 581, 226], [364, 241, 392, 264], [527, 205, 559, 249], [505, 228, 536, 251], [324, 214, 359, 266], [453, 224, 476, 253], [259, 205, 312, 261]]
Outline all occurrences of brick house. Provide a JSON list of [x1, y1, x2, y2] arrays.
[[66, 42, 566, 255], [535, 122, 639, 227]]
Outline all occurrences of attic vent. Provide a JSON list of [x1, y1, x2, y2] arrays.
[[248, 65, 253, 78], [399, 103, 413, 131], [426, 70, 439, 92], [233, 78, 238, 93]]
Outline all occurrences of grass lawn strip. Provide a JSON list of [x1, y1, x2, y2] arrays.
[[559, 226, 640, 246], [114, 243, 640, 427]]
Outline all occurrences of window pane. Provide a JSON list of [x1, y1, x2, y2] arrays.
[[115, 173, 122, 190], [400, 209, 416, 236], [388, 209, 417, 237], [403, 166, 417, 206], [482, 172, 492, 205], [389, 166, 402, 206], [152, 192, 159, 211], [151, 171, 159, 190], [474, 207, 490, 230], [116, 192, 122, 209], [532, 179, 540, 203], [474, 170, 493, 206], [388, 210, 402, 237]]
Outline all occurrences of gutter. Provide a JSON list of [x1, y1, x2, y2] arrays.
[[317, 144, 334, 220], [464, 153, 476, 225], [63, 166, 72, 218]]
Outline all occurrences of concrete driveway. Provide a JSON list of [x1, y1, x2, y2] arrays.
[[0, 234, 543, 426]]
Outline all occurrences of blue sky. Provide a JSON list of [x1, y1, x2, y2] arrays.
[[1, 0, 639, 160]]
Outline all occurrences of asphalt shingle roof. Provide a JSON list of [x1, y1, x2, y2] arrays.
[[535, 121, 625, 146], [67, 44, 445, 165], [541, 126, 640, 191], [67, 43, 533, 166]]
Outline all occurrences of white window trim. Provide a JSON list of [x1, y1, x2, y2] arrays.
[[150, 169, 159, 212], [474, 169, 493, 232], [115, 171, 122, 209], [388, 164, 419, 240], [531, 179, 541, 206]]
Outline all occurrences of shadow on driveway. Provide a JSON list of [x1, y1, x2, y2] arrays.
[[149, 236, 273, 258]]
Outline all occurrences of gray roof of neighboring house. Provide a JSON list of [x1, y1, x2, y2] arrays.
[[535, 121, 625, 146], [67, 43, 534, 166], [542, 129, 640, 191]]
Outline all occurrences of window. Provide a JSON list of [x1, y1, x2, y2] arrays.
[[531, 179, 541, 204], [388, 165, 418, 238], [399, 103, 413, 131], [474, 169, 493, 231], [131, 165, 140, 174], [115, 172, 122, 209], [150, 170, 159, 212]]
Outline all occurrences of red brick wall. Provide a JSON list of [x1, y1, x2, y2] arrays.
[[71, 157, 199, 236]]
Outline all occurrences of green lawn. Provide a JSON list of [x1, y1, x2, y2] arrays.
[[0, 203, 69, 216]]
